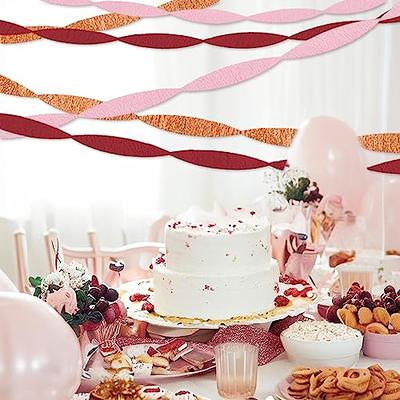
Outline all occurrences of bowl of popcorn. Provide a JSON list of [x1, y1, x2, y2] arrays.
[[280, 320, 363, 368]]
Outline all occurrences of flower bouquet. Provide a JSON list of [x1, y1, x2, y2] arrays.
[[29, 246, 127, 360]]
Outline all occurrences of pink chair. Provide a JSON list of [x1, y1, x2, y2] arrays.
[[146, 214, 170, 242], [14, 229, 31, 293]]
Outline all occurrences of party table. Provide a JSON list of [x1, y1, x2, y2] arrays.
[[156, 354, 400, 399]]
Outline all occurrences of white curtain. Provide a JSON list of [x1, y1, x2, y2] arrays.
[[0, 0, 399, 277]]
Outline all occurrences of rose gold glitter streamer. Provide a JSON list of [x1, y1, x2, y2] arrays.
[[0, 0, 220, 44], [359, 134, 400, 153], [1, 75, 398, 153]]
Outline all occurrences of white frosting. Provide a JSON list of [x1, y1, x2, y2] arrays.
[[281, 321, 362, 342], [153, 217, 278, 320]]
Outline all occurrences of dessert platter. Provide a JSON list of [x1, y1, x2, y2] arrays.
[[72, 379, 210, 399], [120, 217, 319, 329]]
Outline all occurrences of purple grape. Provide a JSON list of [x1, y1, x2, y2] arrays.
[[99, 284, 108, 298], [395, 296, 400, 308], [88, 287, 101, 300], [332, 296, 344, 307], [384, 285, 396, 294], [386, 304, 399, 315], [326, 305, 340, 323], [364, 298, 376, 309], [105, 288, 119, 302], [359, 290, 372, 300], [374, 299, 383, 307], [95, 299, 109, 313]]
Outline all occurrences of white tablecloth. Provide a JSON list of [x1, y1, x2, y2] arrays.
[[158, 354, 400, 399]]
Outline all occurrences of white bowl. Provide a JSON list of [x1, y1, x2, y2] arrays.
[[280, 334, 363, 368]]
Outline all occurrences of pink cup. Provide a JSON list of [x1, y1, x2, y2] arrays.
[[363, 332, 400, 360]]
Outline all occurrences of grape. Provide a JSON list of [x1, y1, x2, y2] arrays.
[[395, 296, 400, 308], [384, 285, 396, 294], [364, 298, 375, 309], [326, 305, 340, 323], [374, 299, 383, 307], [99, 284, 108, 298], [332, 296, 344, 307], [386, 304, 399, 315], [88, 287, 101, 300], [95, 299, 109, 313], [105, 288, 119, 302], [386, 291, 397, 300], [359, 290, 372, 300]]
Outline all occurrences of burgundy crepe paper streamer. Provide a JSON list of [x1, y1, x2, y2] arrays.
[[0, 113, 287, 171], [367, 159, 400, 174], [2, 18, 399, 49]]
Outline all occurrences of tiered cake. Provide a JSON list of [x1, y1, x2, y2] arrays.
[[153, 217, 278, 320]]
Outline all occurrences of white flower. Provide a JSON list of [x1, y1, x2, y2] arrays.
[[282, 167, 309, 186], [58, 261, 90, 290], [40, 271, 70, 299]]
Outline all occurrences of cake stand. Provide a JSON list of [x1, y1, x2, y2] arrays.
[[119, 279, 319, 330]]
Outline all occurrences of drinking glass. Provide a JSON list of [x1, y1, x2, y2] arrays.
[[215, 342, 258, 399], [337, 262, 375, 295]]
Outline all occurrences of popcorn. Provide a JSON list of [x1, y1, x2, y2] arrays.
[[281, 320, 362, 342]]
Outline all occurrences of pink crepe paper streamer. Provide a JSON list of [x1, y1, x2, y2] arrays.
[[41, 0, 386, 24], [1, 6, 397, 140]]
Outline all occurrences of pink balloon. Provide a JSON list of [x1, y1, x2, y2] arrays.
[[288, 116, 367, 214], [0, 269, 17, 292], [0, 293, 82, 400], [362, 175, 400, 250]]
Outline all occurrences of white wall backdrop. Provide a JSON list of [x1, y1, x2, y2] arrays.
[[0, 0, 399, 279]]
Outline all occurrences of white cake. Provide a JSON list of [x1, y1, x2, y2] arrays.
[[153, 217, 279, 320]]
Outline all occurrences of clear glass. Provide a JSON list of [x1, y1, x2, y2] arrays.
[[215, 342, 258, 399], [338, 262, 375, 295]]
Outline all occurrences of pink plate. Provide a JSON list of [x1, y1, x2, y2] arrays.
[[277, 375, 295, 400]]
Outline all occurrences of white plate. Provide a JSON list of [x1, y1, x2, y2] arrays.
[[120, 279, 319, 330], [121, 343, 215, 383]]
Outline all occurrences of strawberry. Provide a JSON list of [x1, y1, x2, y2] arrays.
[[129, 293, 150, 302], [141, 301, 154, 312], [300, 287, 313, 297], [274, 295, 290, 307]]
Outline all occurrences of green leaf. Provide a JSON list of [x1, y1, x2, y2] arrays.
[[29, 276, 42, 288], [33, 287, 42, 297]]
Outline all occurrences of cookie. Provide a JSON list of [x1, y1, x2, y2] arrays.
[[372, 307, 390, 326], [337, 308, 358, 329], [389, 313, 400, 332], [358, 307, 374, 325], [365, 322, 389, 335]]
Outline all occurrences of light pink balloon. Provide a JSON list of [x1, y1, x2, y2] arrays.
[[0, 293, 82, 400], [362, 175, 400, 250], [288, 116, 367, 214], [0, 268, 17, 292]]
